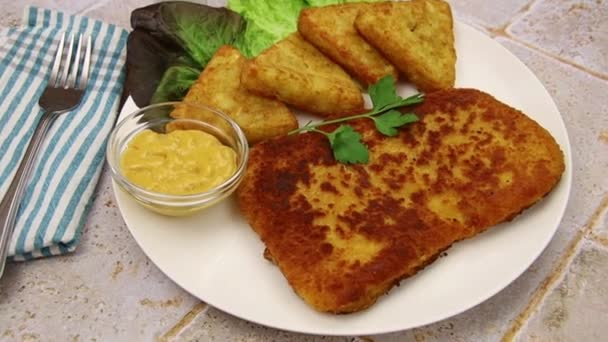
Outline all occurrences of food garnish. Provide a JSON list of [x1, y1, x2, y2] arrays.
[[289, 76, 423, 164], [228, 0, 307, 58], [127, 2, 246, 106], [126, 0, 385, 107], [228, 0, 384, 57]]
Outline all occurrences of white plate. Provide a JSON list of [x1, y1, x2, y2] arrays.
[[113, 22, 572, 335]]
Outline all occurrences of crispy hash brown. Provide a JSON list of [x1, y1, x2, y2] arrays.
[[298, 3, 399, 86], [240, 32, 365, 118], [355, 0, 456, 92], [172, 45, 297, 144], [237, 88, 565, 313]]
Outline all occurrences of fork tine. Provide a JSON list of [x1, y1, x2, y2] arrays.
[[68, 34, 83, 89], [79, 35, 92, 90], [49, 33, 65, 87], [60, 33, 75, 88]]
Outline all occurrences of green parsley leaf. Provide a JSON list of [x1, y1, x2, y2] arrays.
[[368, 75, 401, 111], [373, 110, 420, 136], [398, 93, 425, 107], [326, 125, 369, 164], [288, 77, 424, 164], [368, 76, 425, 113]]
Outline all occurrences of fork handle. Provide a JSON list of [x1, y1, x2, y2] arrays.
[[0, 112, 57, 277]]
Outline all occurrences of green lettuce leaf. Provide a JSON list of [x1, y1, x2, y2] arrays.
[[305, 0, 384, 7], [127, 1, 388, 106], [229, 0, 307, 57], [151, 55, 201, 104], [157, 2, 246, 66], [125, 29, 184, 107], [228, 0, 385, 57], [128, 2, 247, 106]]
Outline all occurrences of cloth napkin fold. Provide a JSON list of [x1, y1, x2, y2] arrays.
[[0, 7, 128, 260]]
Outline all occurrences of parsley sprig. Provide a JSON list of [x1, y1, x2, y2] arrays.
[[288, 76, 424, 164]]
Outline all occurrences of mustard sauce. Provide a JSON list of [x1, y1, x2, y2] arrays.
[[120, 129, 237, 195]]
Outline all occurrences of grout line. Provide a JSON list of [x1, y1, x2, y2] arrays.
[[599, 130, 608, 144], [485, 24, 509, 39], [589, 233, 608, 248], [503, 0, 540, 32], [484, 0, 538, 38], [413, 329, 429, 342], [584, 194, 608, 235], [587, 197, 608, 246], [501, 194, 608, 341], [158, 301, 209, 342]]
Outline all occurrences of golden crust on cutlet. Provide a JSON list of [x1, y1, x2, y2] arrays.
[[237, 88, 564, 313], [355, 0, 456, 92], [240, 32, 365, 118], [298, 3, 399, 86], [174, 45, 298, 144]]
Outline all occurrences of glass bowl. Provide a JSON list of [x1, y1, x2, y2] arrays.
[[106, 102, 249, 216]]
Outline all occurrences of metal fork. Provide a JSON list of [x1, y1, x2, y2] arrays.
[[0, 33, 92, 277]]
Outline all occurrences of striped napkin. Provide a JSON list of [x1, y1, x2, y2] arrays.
[[0, 7, 128, 260]]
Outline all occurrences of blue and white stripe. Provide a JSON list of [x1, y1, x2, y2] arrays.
[[0, 7, 128, 260]]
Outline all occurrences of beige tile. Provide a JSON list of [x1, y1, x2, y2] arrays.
[[1, 0, 103, 28], [81, 0, 158, 30], [1, 1, 56, 28], [507, 0, 608, 76], [54, 0, 100, 14], [81, 0, 223, 30], [447, 0, 531, 29], [592, 196, 608, 244], [516, 241, 608, 341], [0, 171, 199, 341], [368, 325, 454, 342], [367, 36, 608, 342], [165, 306, 349, 342]]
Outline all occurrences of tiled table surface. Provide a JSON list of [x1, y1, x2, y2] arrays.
[[0, 0, 606, 341]]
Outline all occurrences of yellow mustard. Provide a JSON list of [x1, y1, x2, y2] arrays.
[[120, 129, 237, 195]]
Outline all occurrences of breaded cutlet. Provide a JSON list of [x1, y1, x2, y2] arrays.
[[237, 88, 565, 313], [298, 3, 399, 86], [240, 32, 365, 118], [173, 45, 298, 144], [355, 0, 456, 92]]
